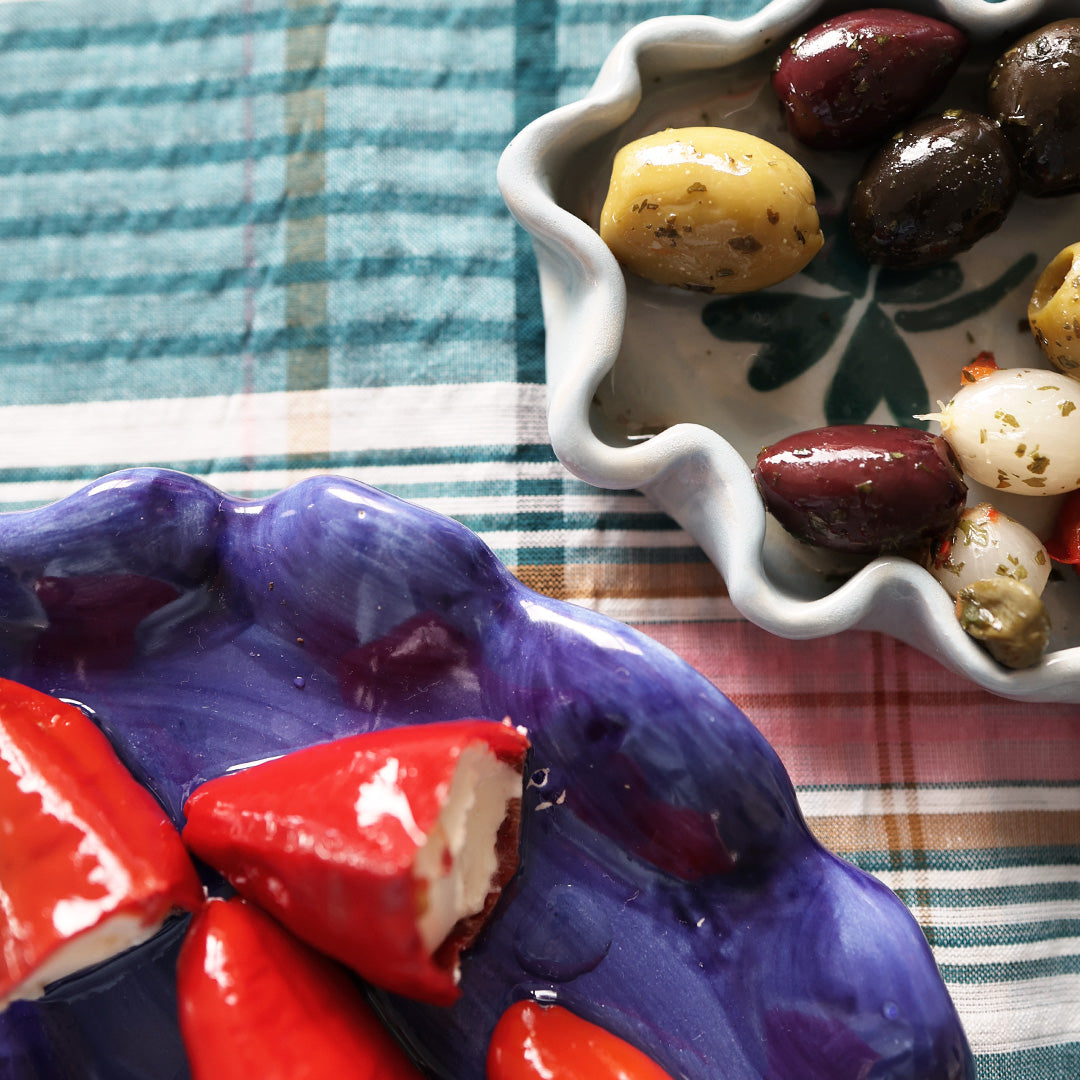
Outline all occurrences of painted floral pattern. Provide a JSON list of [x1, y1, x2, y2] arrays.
[[701, 178, 1036, 428]]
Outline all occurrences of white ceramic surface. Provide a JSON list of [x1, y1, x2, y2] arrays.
[[498, 0, 1080, 702]]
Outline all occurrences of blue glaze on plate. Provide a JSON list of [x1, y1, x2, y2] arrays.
[[0, 469, 973, 1080]]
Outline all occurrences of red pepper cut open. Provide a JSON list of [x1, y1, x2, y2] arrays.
[[487, 1000, 676, 1080], [182, 717, 530, 1005], [178, 896, 426, 1080], [0, 678, 203, 1008]]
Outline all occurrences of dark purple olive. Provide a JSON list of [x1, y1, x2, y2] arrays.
[[988, 19, 1080, 197], [753, 424, 967, 555], [848, 109, 1019, 268], [771, 8, 968, 150]]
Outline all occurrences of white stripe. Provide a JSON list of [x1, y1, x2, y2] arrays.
[[872, 864, 1080, 892], [482, 528, 699, 551], [0, 384, 550, 470], [925, 900, 1080, 929], [574, 595, 740, 624], [799, 785, 1080, 819], [948, 975, 1080, 1054], [933, 937, 1080, 965]]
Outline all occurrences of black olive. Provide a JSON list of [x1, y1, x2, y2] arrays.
[[988, 19, 1080, 197], [848, 110, 1019, 268]]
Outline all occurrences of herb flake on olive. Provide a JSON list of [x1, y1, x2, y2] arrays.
[[753, 424, 966, 555], [988, 19, 1080, 197], [599, 127, 823, 293], [1028, 242, 1080, 375], [772, 9, 968, 150], [921, 368, 1080, 496]]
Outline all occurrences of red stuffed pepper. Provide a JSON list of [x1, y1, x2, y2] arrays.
[[182, 717, 529, 1005], [487, 999, 676, 1080], [178, 895, 426, 1080], [0, 678, 203, 1008]]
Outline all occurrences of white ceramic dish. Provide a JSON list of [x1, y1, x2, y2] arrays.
[[498, 0, 1080, 702]]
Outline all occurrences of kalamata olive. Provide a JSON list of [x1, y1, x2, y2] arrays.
[[753, 424, 967, 555], [772, 8, 968, 150], [848, 110, 1019, 268], [988, 19, 1080, 197], [599, 127, 824, 293]]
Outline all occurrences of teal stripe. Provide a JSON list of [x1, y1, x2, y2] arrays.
[[0, 63, 512, 117], [0, 317, 512, 367], [893, 881, 1080, 910], [0, 4, 519, 55], [844, 848, 1080, 875], [0, 126, 504, 180], [0, 190, 506, 241], [512, 0, 556, 388], [939, 952, 1080, 984], [0, 255, 510, 304], [0, 0, 775, 56], [975, 1044, 1080, 1080], [924, 919, 1080, 950], [0, 446, 563, 487]]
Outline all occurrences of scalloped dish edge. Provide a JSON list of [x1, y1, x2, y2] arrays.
[[497, 0, 1080, 703]]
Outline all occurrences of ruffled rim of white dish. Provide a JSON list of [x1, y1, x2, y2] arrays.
[[497, 0, 1080, 702]]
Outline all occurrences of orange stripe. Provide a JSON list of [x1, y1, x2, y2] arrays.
[[806, 809, 1080, 856], [510, 561, 729, 602]]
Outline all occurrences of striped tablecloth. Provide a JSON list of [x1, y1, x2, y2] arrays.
[[0, 0, 1076, 1077]]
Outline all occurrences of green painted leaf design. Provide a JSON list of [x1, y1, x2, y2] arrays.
[[701, 293, 854, 391], [876, 262, 963, 305], [825, 301, 930, 428], [894, 253, 1038, 332]]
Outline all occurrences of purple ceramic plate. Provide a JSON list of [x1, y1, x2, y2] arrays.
[[0, 469, 972, 1079]]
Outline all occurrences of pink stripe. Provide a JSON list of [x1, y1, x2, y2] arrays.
[[633, 621, 1080, 785]]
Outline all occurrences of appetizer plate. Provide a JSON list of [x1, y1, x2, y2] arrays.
[[497, 0, 1080, 702], [0, 469, 973, 1079]]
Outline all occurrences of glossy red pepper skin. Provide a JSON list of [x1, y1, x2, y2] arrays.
[[0, 678, 203, 1005], [487, 1000, 675, 1080], [1046, 490, 1080, 564], [182, 717, 529, 1005], [178, 896, 426, 1080]]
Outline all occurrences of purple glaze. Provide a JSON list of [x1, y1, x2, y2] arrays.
[[0, 469, 974, 1080]]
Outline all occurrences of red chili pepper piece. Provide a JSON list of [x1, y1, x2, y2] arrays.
[[960, 351, 999, 384], [182, 717, 530, 1005], [1045, 489, 1080, 564], [178, 896, 426, 1080], [0, 678, 203, 1007], [487, 1000, 676, 1080]]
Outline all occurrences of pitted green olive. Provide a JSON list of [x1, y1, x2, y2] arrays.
[[599, 127, 823, 294], [1028, 242, 1080, 374]]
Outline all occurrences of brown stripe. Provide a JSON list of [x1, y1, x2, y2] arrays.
[[806, 809, 1080, 855], [509, 560, 729, 602]]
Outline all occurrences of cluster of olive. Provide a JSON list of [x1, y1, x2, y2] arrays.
[[596, 10, 1080, 668], [773, 12, 1080, 267]]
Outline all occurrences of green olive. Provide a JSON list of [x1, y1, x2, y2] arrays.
[[1028, 242, 1080, 375], [955, 576, 1051, 669], [599, 127, 823, 294]]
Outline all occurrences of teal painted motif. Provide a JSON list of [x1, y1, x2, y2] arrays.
[[702, 179, 1037, 429]]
